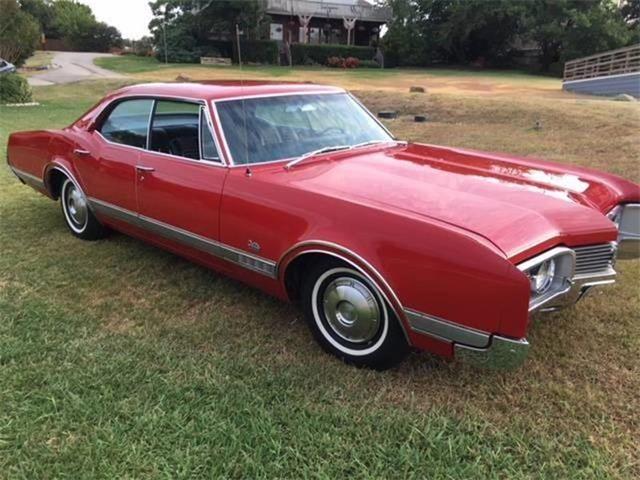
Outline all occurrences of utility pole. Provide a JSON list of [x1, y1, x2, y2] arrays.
[[236, 23, 242, 68]]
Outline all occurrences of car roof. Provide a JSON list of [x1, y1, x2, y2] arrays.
[[112, 81, 345, 102]]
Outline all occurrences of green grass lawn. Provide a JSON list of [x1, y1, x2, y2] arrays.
[[95, 55, 561, 91], [1, 80, 639, 478]]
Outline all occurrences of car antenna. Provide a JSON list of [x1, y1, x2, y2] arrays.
[[236, 22, 251, 176]]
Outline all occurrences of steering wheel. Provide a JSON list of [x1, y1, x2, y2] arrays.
[[318, 127, 345, 136]]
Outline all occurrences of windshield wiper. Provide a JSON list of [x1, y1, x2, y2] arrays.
[[284, 145, 352, 170]]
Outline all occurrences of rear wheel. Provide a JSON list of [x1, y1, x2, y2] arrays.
[[60, 177, 108, 240], [301, 259, 409, 370]]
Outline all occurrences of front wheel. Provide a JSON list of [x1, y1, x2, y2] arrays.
[[60, 177, 108, 240], [301, 259, 409, 370]]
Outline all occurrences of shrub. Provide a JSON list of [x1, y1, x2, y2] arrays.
[[0, 74, 33, 104], [359, 59, 380, 68], [343, 57, 360, 68], [233, 40, 278, 64], [326, 56, 343, 68], [291, 44, 375, 65]]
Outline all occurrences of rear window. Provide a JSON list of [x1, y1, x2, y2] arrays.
[[100, 99, 154, 149]]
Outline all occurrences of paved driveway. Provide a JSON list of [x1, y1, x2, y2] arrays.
[[28, 51, 124, 86]]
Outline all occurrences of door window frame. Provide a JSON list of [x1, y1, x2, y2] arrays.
[[93, 94, 229, 168]]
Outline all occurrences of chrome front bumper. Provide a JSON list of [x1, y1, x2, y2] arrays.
[[405, 244, 618, 370], [405, 309, 530, 370]]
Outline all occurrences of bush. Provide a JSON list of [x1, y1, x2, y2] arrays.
[[326, 56, 343, 68], [233, 40, 278, 64], [0, 74, 33, 104], [291, 44, 375, 65], [0, 0, 41, 67], [359, 59, 380, 68], [343, 57, 360, 68]]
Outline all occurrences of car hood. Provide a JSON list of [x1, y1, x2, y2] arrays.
[[286, 143, 620, 262]]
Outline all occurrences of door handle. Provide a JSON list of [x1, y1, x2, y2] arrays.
[[73, 149, 90, 156], [136, 166, 155, 172]]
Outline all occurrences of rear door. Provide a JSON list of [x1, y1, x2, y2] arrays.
[[136, 99, 227, 242], [75, 98, 154, 214]]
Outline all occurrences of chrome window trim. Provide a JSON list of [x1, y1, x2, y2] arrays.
[[94, 94, 230, 168], [199, 105, 222, 163], [210, 91, 396, 168], [88, 197, 277, 278]]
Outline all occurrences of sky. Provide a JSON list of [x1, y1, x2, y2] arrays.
[[78, 0, 153, 40]]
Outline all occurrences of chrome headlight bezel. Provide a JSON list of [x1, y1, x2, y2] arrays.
[[518, 247, 576, 312], [607, 204, 640, 259]]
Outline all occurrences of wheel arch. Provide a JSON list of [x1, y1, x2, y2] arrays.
[[44, 162, 84, 200], [278, 241, 411, 343]]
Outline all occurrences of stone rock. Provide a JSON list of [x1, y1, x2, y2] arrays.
[[414, 115, 428, 123], [613, 94, 636, 102], [175, 74, 192, 82], [378, 110, 397, 119], [409, 86, 426, 93]]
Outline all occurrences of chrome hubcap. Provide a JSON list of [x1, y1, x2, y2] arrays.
[[322, 276, 381, 343], [65, 183, 87, 228]]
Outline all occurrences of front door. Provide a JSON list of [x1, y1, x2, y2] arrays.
[[136, 99, 227, 244]]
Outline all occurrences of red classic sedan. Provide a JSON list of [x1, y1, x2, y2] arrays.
[[7, 82, 640, 370]]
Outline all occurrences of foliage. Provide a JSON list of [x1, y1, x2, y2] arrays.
[[20, 0, 59, 38], [326, 57, 363, 68], [0, 0, 41, 66], [291, 44, 375, 66], [381, 0, 634, 72], [50, 0, 122, 52], [525, 0, 634, 71], [234, 40, 278, 64], [131, 36, 154, 57], [149, 0, 272, 64], [0, 73, 33, 103]]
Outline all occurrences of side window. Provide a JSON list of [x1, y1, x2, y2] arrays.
[[149, 100, 200, 160], [200, 108, 220, 161], [99, 99, 153, 148]]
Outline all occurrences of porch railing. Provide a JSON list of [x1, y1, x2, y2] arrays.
[[563, 44, 640, 82], [265, 0, 392, 23]]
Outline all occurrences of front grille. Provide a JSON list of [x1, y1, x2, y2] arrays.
[[573, 243, 616, 276]]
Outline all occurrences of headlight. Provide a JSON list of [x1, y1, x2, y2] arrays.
[[529, 258, 556, 294], [518, 247, 575, 311]]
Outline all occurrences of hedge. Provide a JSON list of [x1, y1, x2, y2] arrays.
[[291, 44, 376, 65], [232, 40, 279, 65], [0, 74, 33, 104]]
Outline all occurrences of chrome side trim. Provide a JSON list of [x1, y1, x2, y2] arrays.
[[88, 197, 277, 278], [10, 167, 45, 189], [277, 241, 410, 342], [404, 309, 490, 348], [454, 336, 530, 370]]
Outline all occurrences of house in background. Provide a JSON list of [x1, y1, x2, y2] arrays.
[[265, 0, 392, 47]]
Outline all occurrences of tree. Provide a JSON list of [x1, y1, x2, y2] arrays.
[[148, 0, 270, 62], [381, 0, 634, 72], [50, 0, 123, 52], [20, 0, 60, 38], [0, 0, 41, 66], [526, 0, 632, 71]]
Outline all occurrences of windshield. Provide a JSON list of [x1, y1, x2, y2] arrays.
[[215, 93, 393, 165]]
